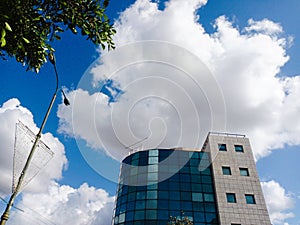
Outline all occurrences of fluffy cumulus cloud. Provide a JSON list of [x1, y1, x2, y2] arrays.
[[262, 180, 295, 224], [58, 0, 300, 161], [10, 182, 114, 225], [0, 98, 67, 195], [0, 99, 114, 225]]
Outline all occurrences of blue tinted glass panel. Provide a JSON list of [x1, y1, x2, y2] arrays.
[[235, 145, 244, 152], [147, 190, 157, 199], [172, 191, 180, 200], [202, 184, 213, 193], [181, 201, 192, 211], [158, 191, 169, 199], [119, 213, 125, 223], [134, 210, 144, 220], [222, 166, 231, 175], [169, 182, 180, 191], [192, 193, 203, 202], [194, 212, 205, 222], [148, 164, 158, 172], [127, 201, 135, 211], [136, 191, 146, 200], [159, 150, 173, 162], [205, 203, 216, 212], [202, 175, 212, 184], [226, 193, 236, 203], [131, 159, 139, 166], [240, 168, 249, 176], [147, 183, 158, 190], [146, 199, 157, 209], [149, 149, 159, 156], [128, 193, 135, 202], [135, 200, 145, 210], [126, 211, 134, 221], [200, 167, 211, 175], [204, 193, 214, 202], [158, 210, 169, 220], [158, 200, 168, 209], [139, 157, 148, 166], [148, 172, 158, 181], [205, 212, 217, 223], [218, 144, 227, 151], [245, 194, 256, 204], [181, 192, 191, 201], [193, 202, 204, 211], [180, 182, 191, 190], [158, 181, 169, 190], [148, 156, 158, 164], [146, 210, 157, 219], [169, 201, 180, 210]]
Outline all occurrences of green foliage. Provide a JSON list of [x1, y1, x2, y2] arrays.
[[0, 0, 115, 72]]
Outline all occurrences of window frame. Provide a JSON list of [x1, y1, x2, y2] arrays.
[[239, 167, 249, 176], [234, 144, 244, 152], [245, 194, 256, 204], [218, 143, 227, 151], [222, 166, 232, 175], [226, 193, 237, 203]]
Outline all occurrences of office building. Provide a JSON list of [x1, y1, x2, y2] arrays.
[[112, 132, 271, 225]]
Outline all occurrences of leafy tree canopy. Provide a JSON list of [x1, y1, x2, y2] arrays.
[[0, 0, 115, 72]]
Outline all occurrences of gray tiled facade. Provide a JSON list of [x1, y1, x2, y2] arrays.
[[204, 132, 271, 225]]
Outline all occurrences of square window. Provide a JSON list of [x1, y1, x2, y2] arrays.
[[245, 194, 256, 204], [239, 168, 249, 176], [192, 193, 203, 202], [146, 210, 157, 219], [226, 193, 236, 203], [222, 166, 231, 175], [169, 200, 180, 210], [134, 210, 145, 220], [158, 191, 169, 199], [147, 190, 157, 199], [148, 164, 158, 172], [126, 211, 134, 221], [203, 193, 214, 202], [234, 145, 244, 152], [146, 199, 157, 209], [148, 172, 158, 181], [218, 144, 227, 151], [181, 191, 192, 201], [119, 213, 125, 223], [135, 200, 145, 210], [149, 149, 159, 156], [148, 156, 158, 164]]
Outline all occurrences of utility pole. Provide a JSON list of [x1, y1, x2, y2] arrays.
[[0, 54, 69, 225]]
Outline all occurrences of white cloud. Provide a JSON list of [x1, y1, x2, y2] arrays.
[[245, 18, 283, 36], [0, 98, 67, 195], [57, 0, 300, 162], [0, 99, 114, 225], [10, 182, 114, 225], [261, 180, 295, 225]]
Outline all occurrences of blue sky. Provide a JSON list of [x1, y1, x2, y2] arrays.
[[0, 0, 300, 224]]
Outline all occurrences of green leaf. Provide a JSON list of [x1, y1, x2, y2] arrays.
[[5, 22, 12, 32], [1, 38, 6, 47], [22, 37, 30, 44]]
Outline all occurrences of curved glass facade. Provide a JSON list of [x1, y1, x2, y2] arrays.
[[112, 149, 219, 225]]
